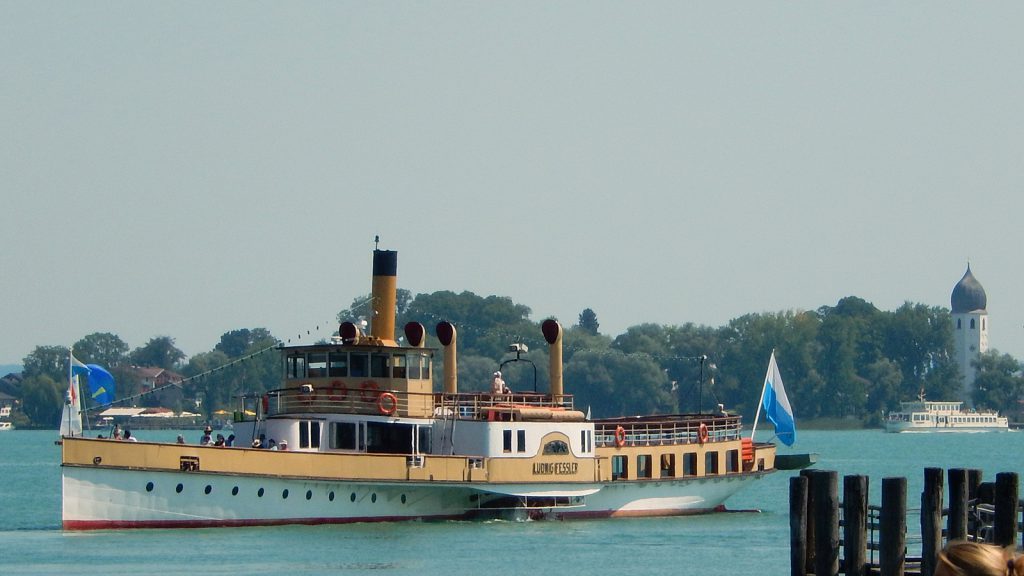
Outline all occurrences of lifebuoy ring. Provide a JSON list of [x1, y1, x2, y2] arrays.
[[359, 381, 379, 402], [698, 423, 709, 444], [614, 426, 627, 448], [327, 380, 348, 402], [378, 392, 398, 416]]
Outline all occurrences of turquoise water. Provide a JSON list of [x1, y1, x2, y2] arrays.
[[1, 429, 1020, 575]]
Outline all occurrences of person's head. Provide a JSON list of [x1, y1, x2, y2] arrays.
[[279, 440, 288, 450], [205, 425, 213, 434], [216, 434, 224, 441], [124, 429, 132, 438], [251, 438, 261, 448], [494, 371, 501, 378], [936, 541, 1024, 576], [176, 435, 185, 444]]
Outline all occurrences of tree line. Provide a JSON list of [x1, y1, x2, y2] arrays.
[[6, 290, 1023, 429]]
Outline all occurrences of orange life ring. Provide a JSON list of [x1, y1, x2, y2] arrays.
[[698, 423, 709, 444], [614, 426, 627, 448], [327, 380, 348, 402], [378, 392, 398, 416], [359, 381, 379, 402]]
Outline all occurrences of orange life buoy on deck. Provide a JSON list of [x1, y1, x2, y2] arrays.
[[359, 381, 379, 402], [614, 426, 627, 448], [327, 380, 348, 402], [698, 422, 709, 444], [378, 392, 398, 416]]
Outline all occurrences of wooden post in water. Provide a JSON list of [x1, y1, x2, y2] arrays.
[[880, 477, 907, 576], [843, 475, 869, 576], [802, 469, 818, 575], [948, 468, 968, 542], [994, 472, 1019, 547], [791, 475, 808, 576], [921, 468, 944, 576], [813, 470, 840, 576]]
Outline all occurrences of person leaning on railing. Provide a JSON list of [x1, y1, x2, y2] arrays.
[[936, 541, 1024, 576]]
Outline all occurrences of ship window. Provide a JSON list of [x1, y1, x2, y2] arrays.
[[543, 440, 568, 455], [282, 489, 289, 499], [308, 353, 327, 378], [726, 449, 740, 473], [300, 420, 321, 449], [581, 430, 588, 453], [983, 318, 986, 330], [683, 453, 697, 476], [957, 319, 962, 329], [366, 421, 415, 454], [407, 354, 422, 379], [503, 429, 512, 453], [612, 455, 628, 480], [637, 455, 653, 478], [329, 353, 349, 377], [371, 354, 389, 378], [970, 319, 975, 329], [417, 426, 431, 454], [660, 453, 675, 478], [350, 353, 369, 377], [330, 422, 357, 450], [705, 451, 719, 475], [392, 354, 407, 379], [517, 430, 526, 453], [286, 355, 307, 379], [420, 355, 431, 380]]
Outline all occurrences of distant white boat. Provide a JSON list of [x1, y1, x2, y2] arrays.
[[885, 397, 1008, 433], [0, 421, 13, 431]]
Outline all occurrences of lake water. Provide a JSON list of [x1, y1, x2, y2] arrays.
[[1, 429, 1020, 575]]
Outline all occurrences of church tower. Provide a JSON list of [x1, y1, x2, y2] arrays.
[[950, 265, 988, 405]]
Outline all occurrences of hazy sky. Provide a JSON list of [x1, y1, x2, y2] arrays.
[[3, 2, 1023, 367]]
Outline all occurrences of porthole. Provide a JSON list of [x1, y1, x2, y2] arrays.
[[306, 490, 313, 500], [329, 491, 335, 502], [176, 483, 183, 493], [371, 493, 377, 503], [204, 485, 212, 495], [258, 487, 265, 498], [231, 486, 239, 496], [350, 492, 356, 502], [145, 482, 154, 492], [282, 489, 289, 499], [401, 494, 406, 504]]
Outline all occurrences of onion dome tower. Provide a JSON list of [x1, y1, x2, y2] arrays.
[[951, 264, 988, 405]]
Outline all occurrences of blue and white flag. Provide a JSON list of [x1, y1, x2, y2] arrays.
[[71, 353, 91, 377], [86, 364, 115, 406], [762, 351, 796, 446]]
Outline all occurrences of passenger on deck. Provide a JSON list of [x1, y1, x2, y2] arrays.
[[200, 426, 213, 445], [112, 424, 122, 440], [491, 371, 509, 395], [176, 435, 185, 444], [278, 440, 288, 451], [226, 434, 235, 447], [268, 439, 278, 450], [214, 434, 225, 447], [124, 429, 137, 442]]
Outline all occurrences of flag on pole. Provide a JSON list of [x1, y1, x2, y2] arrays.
[[86, 364, 115, 406], [761, 351, 796, 446], [71, 354, 91, 377]]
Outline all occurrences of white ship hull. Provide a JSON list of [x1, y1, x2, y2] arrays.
[[62, 465, 769, 529]]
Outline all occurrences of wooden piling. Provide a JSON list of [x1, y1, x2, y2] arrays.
[[948, 468, 968, 541], [802, 469, 818, 575], [921, 468, 943, 576], [790, 475, 808, 576], [813, 470, 840, 576], [994, 472, 1019, 548], [880, 477, 906, 576], [843, 475, 869, 576]]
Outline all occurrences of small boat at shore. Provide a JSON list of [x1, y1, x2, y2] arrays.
[[0, 421, 12, 431], [885, 396, 1009, 433], [60, 245, 778, 530]]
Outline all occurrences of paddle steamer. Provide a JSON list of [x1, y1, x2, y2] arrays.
[[885, 397, 1009, 433], [61, 247, 777, 529]]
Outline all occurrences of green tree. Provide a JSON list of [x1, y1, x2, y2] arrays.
[[972, 351, 1024, 416], [578, 308, 600, 335], [22, 345, 69, 382], [73, 332, 129, 368], [130, 336, 186, 369], [20, 374, 63, 427], [565, 349, 674, 417]]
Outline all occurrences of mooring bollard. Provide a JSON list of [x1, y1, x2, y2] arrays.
[[791, 475, 808, 576], [994, 472, 1019, 547], [921, 468, 943, 576], [802, 469, 818, 575], [843, 475, 869, 576], [813, 470, 839, 576], [880, 477, 906, 576]]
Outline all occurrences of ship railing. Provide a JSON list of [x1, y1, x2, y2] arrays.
[[434, 392, 575, 420], [259, 387, 431, 417], [593, 415, 742, 448]]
